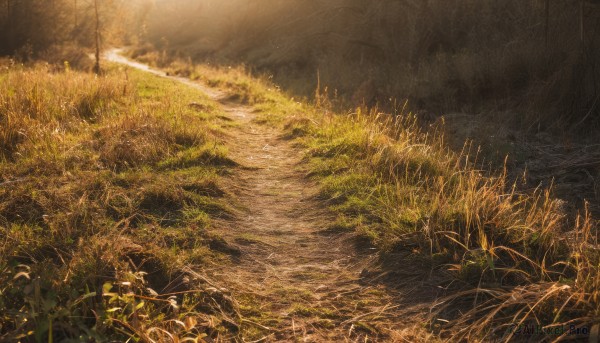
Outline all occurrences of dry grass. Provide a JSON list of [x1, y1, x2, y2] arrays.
[[23, 46, 594, 340], [0, 62, 241, 341], [159, 58, 600, 341], [140, 0, 600, 133], [293, 106, 600, 341]]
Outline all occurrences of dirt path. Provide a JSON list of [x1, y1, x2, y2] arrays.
[[106, 50, 432, 342]]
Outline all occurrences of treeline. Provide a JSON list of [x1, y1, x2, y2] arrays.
[[139, 0, 600, 132], [0, 0, 146, 67]]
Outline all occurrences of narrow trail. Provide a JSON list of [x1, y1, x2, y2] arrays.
[[106, 50, 432, 342]]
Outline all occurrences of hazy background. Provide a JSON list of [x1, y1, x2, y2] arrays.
[[0, 0, 143, 67], [133, 0, 600, 133], [1, 0, 599, 133]]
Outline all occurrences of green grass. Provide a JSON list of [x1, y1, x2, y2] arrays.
[[291, 109, 599, 340], [0, 62, 240, 341], [10, 49, 597, 341], [127, 50, 305, 126], [142, 54, 600, 341]]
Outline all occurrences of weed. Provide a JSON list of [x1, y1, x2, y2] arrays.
[[0, 63, 240, 341], [181, 58, 600, 341], [297, 106, 599, 341]]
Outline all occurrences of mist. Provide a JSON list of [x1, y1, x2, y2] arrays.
[[136, 0, 600, 131], [0, 1, 599, 342]]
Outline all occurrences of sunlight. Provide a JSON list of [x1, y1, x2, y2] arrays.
[[0, 1, 598, 341]]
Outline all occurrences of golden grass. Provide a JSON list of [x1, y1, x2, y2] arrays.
[[148, 55, 600, 341], [298, 108, 599, 341], [139, 0, 600, 131], [0, 62, 241, 341], [24, 47, 595, 340]]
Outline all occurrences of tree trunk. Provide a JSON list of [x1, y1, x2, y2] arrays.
[[93, 0, 101, 74], [74, 0, 77, 31], [580, 0, 584, 49], [7, 0, 12, 53], [544, 0, 550, 49]]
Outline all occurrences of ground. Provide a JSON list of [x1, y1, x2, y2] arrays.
[[106, 51, 437, 342]]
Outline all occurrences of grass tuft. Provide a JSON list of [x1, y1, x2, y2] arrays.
[[0, 62, 241, 341], [172, 58, 600, 341]]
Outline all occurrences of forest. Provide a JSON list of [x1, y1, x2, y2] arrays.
[[0, 0, 599, 342]]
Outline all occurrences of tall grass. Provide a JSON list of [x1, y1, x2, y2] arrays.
[[0, 65, 120, 159], [140, 0, 600, 133], [172, 58, 600, 341], [0, 62, 240, 341], [293, 106, 599, 341]]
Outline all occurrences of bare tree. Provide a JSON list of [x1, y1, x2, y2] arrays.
[[93, 0, 101, 74], [74, 0, 77, 31], [6, 0, 12, 52]]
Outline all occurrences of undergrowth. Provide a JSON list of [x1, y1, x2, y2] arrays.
[[149, 55, 600, 342], [0, 62, 241, 341], [294, 111, 599, 341], [296, 109, 600, 342]]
